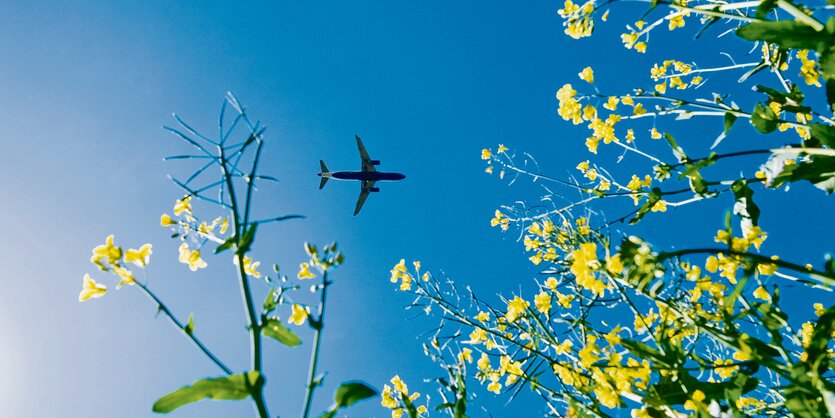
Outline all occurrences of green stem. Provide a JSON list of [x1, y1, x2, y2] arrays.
[[135, 281, 233, 375], [659, 248, 835, 287], [302, 271, 330, 418], [219, 144, 270, 418]]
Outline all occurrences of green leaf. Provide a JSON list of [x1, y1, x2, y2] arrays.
[[152, 372, 261, 413], [783, 155, 835, 193], [731, 180, 761, 227], [319, 382, 378, 418], [737, 21, 829, 50], [214, 236, 237, 254], [664, 133, 687, 162], [750, 102, 779, 134], [236, 223, 258, 255], [262, 316, 301, 347], [334, 382, 377, 408], [629, 188, 662, 225], [184, 313, 195, 336], [263, 287, 277, 313], [809, 124, 835, 148], [755, 0, 777, 19], [724, 112, 737, 134]]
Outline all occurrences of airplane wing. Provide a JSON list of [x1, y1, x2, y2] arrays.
[[355, 135, 377, 173], [353, 181, 376, 216]]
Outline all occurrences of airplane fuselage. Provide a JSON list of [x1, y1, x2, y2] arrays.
[[325, 171, 406, 182]]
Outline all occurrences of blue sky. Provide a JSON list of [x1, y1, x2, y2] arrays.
[[0, 1, 833, 417]]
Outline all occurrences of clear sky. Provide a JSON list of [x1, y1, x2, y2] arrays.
[[0, 1, 833, 418]]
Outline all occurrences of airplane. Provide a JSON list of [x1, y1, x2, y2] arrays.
[[318, 135, 406, 216]]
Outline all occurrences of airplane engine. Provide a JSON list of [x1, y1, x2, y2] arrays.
[[369, 187, 380, 192], [370, 160, 381, 165]]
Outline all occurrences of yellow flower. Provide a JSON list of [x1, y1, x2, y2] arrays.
[[575, 160, 589, 172], [633, 103, 646, 115], [605, 254, 623, 275], [650, 200, 667, 212], [497, 144, 508, 153], [79, 274, 107, 302], [578, 66, 594, 83], [635, 42, 647, 53], [178, 243, 207, 271], [476, 311, 491, 322], [124, 244, 153, 267], [753, 286, 771, 302], [487, 381, 502, 394], [380, 385, 397, 409], [814, 303, 826, 316], [534, 291, 552, 313], [91, 235, 122, 270], [603, 96, 619, 111], [621, 95, 634, 106], [298, 262, 315, 279], [667, 13, 685, 30], [458, 348, 473, 363], [797, 49, 821, 87], [289, 304, 308, 325], [235, 256, 262, 278], [625, 129, 635, 142], [173, 195, 192, 215], [655, 82, 667, 94], [544, 277, 558, 290], [506, 296, 530, 322], [160, 213, 176, 227], [113, 266, 135, 289], [650, 128, 662, 139]]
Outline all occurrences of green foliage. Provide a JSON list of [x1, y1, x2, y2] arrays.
[[262, 316, 302, 347], [184, 313, 195, 336], [319, 382, 378, 418], [153, 372, 262, 413]]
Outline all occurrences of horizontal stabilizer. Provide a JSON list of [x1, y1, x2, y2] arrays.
[[319, 176, 329, 190], [319, 160, 328, 173]]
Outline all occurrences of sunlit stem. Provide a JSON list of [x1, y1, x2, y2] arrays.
[[657, 62, 760, 80], [218, 143, 270, 418], [135, 281, 233, 375], [777, 0, 824, 31], [659, 248, 835, 287], [302, 270, 330, 418]]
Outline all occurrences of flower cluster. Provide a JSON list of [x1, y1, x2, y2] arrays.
[[81, 235, 152, 301]]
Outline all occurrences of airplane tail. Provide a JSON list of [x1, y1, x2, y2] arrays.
[[318, 160, 329, 190]]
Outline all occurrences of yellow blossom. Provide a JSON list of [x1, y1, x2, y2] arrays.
[[91, 235, 122, 270], [753, 286, 771, 301], [235, 256, 262, 278], [160, 213, 176, 227], [113, 266, 135, 289], [481, 149, 492, 160], [497, 144, 508, 153], [298, 262, 316, 279], [655, 82, 667, 94], [173, 195, 192, 215], [79, 274, 107, 302], [578, 66, 594, 83], [506, 296, 530, 322], [178, 243, 207, 271], [458, 348, 473, 363], [667, 13, 685, 30], [487, 381, 501, 394], [605, 254, 623, 275], [650, 128, 662, 139], [534, 291, 552, 313], [289, 304, 308, 325], [124, 244, 153, 267], [603, 96, 619, 111]]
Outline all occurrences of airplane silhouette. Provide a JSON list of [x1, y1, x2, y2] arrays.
[[318, 135, 406, 216]]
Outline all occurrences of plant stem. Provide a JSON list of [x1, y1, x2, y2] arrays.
[[659, 248, 835, 287], [219, 143, 270, 418], [135, 281, 233, 374], [302, 271, 330, 418]]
